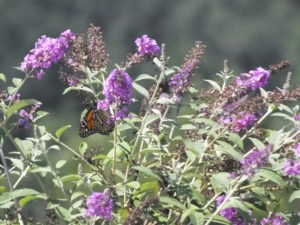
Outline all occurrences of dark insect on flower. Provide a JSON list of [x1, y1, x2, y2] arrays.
[[76, 90, 97, 108], [79, 107, 115, 137]]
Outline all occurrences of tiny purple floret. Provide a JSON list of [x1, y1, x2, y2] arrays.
[[20, 29, 75, 79], [135, 34, 160, 56], [236, 67, 271, 91], [84, 192, 113, 220], [240, 145, 272, 176]]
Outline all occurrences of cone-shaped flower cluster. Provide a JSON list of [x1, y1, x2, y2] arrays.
[[21, 30, 75, 79], [261, 213, 289, 225], [220, 112, 257, 133], [236, 67, 271, 91], [98, 69, 132, 120], [84, 192, 113, 220], [240, 145, 272, 176], [135, 35, 160, 56]]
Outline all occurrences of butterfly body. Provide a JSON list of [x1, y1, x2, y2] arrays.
[[79, 108, 115, 137]]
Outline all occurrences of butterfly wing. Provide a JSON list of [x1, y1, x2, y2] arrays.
[[79, 108, 115, 137]]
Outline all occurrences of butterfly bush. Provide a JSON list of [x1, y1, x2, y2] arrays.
[[1, 25, 300, 225], [98, 68, 133, 120], [235, 67, 271, 91], [135, 34, 160, 56], [21, 29, 75, 79], [84, 192, 113, 220], [215, 195, 246, 225], [261, 213, 289, 225]]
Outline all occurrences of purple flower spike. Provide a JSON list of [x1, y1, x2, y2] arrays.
[[98, 69, 132, 120], [215, 195, 246, 225], [294, 144, 300, 158], [240, 145, 272, 176], [20, 29, 75, 79], [84, 192, 113, 220], [283, 159, 300, 176], [261, 213, 289, 225], [220, 112, 257, 133], [135, 35, 160, 56], [17, 104, 40, 129], [293, 114, 300, 121], [169, 60, 197, 98], [236, 67, 271, 91]]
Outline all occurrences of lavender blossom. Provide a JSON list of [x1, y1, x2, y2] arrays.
[[236, 67, 271, 91], [294, 144, 300, 158], [84, 192, 113, 220], [168, 41, 205, 100], [215, 195, 245, 225], [169, 60, 197, 98], [220, 112, 257, 133], [98, 69, 132, 120], [135, 35, 160, 56], [283, 159, 300, 176], [260, 213, 289, 225], [18, 104, 40, 129], [21, 29, 75, 79], [240, 145, 272, 176], [293, 113, 300, 121]]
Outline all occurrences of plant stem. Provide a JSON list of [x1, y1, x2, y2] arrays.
[[2, 126, 49, 195], [204, 175, 247, 225], [0, 139, 25, 225]]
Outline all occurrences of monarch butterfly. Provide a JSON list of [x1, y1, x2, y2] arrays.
[[79, 107, 115, 137]]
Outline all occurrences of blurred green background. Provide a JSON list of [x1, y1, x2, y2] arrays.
[[1, 0, 300, 221]]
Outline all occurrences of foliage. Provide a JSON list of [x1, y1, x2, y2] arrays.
[[0, 24, 300, 225]]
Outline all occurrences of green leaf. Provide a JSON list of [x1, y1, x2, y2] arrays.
[[249, 137, 265, 149], [204, 79, 221, 91], [79, 142, 88, 155], [126, 181, 140, 189], [55, 206, 71, 222], [135, 74, 156, 82], [160, 196, 186, 210], [19, 195, 46, 207], [0, 73, 6, 82], [60, 175, 81, 183], [62, 86, 94, 95], [257, 169, 285, 187], [216, 141, 242, 160], [189, 211, 204, 225], [12, 78, 22, 87], [192, 118, 218, 127], [153, 57, 163, 69], [181, 124, 198, 130], [9, 158, 24, 171], [227, 132, 243, 149], [132, 166, 162, 181], [56, 160, 67, 169], [55, 125, 71, 139], [0, 201, 14, 209], [203, 215, 231, 225], [210, 172, 230, 194], [6, 99, 41, 119], [139, 181, 160, 194], [289, 190, 300, 202], [14, 138, 33, 157], [133, 81, 149, 98], [0, 188, 43, 205], [118, 208, 129, 222]]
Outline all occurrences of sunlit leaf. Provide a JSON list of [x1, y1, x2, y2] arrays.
[[55, 125, 71, 139], [133, 81, 149, 98]]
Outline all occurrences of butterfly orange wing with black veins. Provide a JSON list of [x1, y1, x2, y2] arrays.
[[79, 108, 115, 137]]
